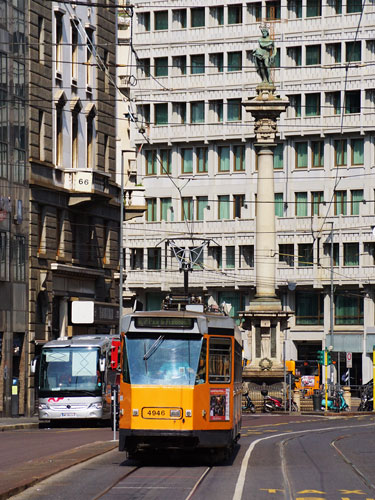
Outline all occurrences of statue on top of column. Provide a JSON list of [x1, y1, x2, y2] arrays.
[[250, 26, 276, 85]]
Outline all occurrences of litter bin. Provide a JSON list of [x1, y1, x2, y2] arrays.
[[312, 390, 322, 411]]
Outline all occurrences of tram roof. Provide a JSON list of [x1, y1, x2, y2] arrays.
[[121, 310, 242, 342]]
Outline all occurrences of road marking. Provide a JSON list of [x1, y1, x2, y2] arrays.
[[232, 422, 375, 500], [339, 490, 365, 495]]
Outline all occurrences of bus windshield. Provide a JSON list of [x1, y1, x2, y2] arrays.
[[125, 335, 203, 386], [39, 347, 102, 396]]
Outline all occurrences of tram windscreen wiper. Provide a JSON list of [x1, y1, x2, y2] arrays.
[[143, 336, 165, 361]]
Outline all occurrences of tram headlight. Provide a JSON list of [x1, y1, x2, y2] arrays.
[[88, 402, 103, 410], [185, 410, 192, 417], [38, 403, 49, 410]]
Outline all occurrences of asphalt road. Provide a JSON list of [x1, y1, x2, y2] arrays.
[[9, 414, 375, 500]]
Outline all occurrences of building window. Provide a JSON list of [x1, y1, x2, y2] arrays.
[[218, 146, 230, 172], [334, 190, 347, 215], [55, 12, 63, 74], [191, 7, 205, 27], [72, 109, 79, 169], [210, 53, 224, 73], [350, 189, 363, 215], [0, 142, 7, 179], [210, 6, 224, 25], [331, 0, 342, 14], [85, 28, 94, 88], [312, 141, 324, 167], [146, 198, 157, 221], [306, 0, 321, 16], [306, 93, 321, 116], [228, 52, 242, 72], [172, 55, 186, 76], [218, 195, 230, 219], [0, 231, 9, 281], [233, 194, 245, 218], [173, 102, 186, 124], [324, 242, 339, 266], [345, 90, 360, 114], [335, 294, 363, 325], [56, 103, 64, 167], [273, 143, 283, 169], [160, 149, 171, 175], [155, 103, 168, 125], [228, 4, 243, 23], [306, 45, 321, 65], [289, 94, 301, 117], [37, 16, 44, 63], [146, 150, 157, 175], [38, 110, 44, 161], [210, 99, 223, 122], [351, 138, 364, 165], [13, 235, 25, 282], [296, 292, 324, 325], [279, 244, 294, 266], [327, 43, 341, 63], [239, 245, 254, 268], [226, 246, 235, 268], [130, 248, 144, 270], [209, 246, 222, 269], [148, 248, 161, 270], [295, 192, 308, 216], [71, 21, 78, 81], [138, 12, 150, 32], [138, 58, 150, 78], [346, 0, 362, 13], [287, 0, 302, 18], [181, 148, 193, 173], [287, 46, 302, 66], [298, 243, 313, 267], [266, 1, 281, 19], [172, 9, 187, 29], [275, 193, 284, 217], [154, 57, 168, 77], [191, 101, 205, 123], [346, 41, 361, 62], [191, 54, 205, 74], [160, 198, 173, 221], [196, 147, 208, 173], [155, 10, 168, 30], [248, 2, 262, 21], [234, 145, 245, 171], [311, 191, 324, 216], [335, 139, 347, 166], [295, 142, 308, 168], [86, 111, 95, 169], [197, 196, 208, 220], [227, 99, 242, 121], [182, 197, 193, 220]]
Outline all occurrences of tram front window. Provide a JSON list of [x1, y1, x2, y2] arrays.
[[38, 347, 102, 396], [125, 336, 203, 386]]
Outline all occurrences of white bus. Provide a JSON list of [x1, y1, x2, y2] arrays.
[[33, 335, 119, 422]]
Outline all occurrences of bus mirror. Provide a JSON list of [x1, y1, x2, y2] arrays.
[[99, 358, 106, 372], [30, 358, 38, 374]]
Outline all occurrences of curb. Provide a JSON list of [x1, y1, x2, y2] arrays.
[[0, 440, 118, 500], [0, 423, 39, 432]]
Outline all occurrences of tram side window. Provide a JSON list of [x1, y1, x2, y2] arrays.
[[209, 337, 231, 383], [196, 338, 207, 384], [122, 337, 130, 383]]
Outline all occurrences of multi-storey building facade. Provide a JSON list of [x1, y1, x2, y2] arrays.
[[0, 0, 29, 417], [27, 1, 120, 415], [125, 1, 375, 385]]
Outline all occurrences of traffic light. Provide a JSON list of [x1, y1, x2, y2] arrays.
[[327, 350, 332, 365], [317, 350, 324, 364]]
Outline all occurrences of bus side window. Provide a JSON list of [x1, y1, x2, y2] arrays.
[[196, 338, 207, 385], [209, 337, 231, 384], [122, 337, 130, 383]]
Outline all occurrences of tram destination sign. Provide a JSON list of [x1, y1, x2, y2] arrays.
[[135, 317, 194, 329]]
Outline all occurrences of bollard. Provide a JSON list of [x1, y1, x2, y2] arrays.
[[342, 386, 351, 410], [293, 389, 300, 412]]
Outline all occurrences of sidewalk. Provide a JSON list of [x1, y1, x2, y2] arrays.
[[0, 417, 39, 431]]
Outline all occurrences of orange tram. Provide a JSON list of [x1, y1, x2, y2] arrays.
[[118, 303, 242, 456]]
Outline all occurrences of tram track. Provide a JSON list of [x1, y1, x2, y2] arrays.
[[93, 461, 213, 500]]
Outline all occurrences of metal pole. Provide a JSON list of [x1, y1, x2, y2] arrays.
[[329, 223, 334, 392], [119, 152, 125, 336], [283, 339, 286, 412], [325, 349, 328, 411]]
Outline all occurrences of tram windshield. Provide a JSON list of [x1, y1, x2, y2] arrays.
[[125, 335, 203, 386], [38, 347, 102, 396]]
